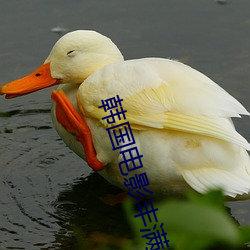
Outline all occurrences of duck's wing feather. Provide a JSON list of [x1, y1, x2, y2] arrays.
[[78, 58, 250, 150]]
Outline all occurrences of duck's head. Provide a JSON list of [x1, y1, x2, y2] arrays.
[[0, 30, 124, 98]]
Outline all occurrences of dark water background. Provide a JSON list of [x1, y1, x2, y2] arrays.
[[1, 0, 250, 249]]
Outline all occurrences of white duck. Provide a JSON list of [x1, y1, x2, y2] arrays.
[[1, 30, 250, 199]]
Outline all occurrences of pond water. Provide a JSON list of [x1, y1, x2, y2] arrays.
[[1, 0, 250, 249]]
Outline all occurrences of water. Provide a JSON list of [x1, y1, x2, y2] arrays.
[[1, 0, 250, 249]]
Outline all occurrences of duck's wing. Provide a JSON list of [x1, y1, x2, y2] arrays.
[[78, 58, 250, 150]]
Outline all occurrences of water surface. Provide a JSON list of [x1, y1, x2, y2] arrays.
[[1, 0, 250, 249]]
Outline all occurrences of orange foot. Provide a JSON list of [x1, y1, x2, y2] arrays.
[[51, 89, 105, 171], [99, 192, 129, 206]]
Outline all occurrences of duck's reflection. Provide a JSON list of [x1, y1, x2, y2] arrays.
[[53, 172, 133, 249]]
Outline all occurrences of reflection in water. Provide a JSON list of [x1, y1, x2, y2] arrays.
[[54, 174, 132, 250], [0, 109, 131, 249], [0, 110, 76, 249]]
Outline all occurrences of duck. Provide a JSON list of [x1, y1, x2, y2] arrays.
[[1, 30, 250, 199]]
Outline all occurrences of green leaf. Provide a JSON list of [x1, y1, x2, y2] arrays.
[[239, 226, 250, 244], [148, 200, 240, 245], [124, 197, 241, 250], [187, 189, 226, 210]]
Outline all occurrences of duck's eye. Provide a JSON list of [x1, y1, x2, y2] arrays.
[[67, 50, 76, 56]]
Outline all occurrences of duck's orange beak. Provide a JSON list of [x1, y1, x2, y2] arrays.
[[0, 62, 61, 99]]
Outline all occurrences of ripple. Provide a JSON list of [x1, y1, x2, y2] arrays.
[[4, 128, 13, 133], [0, 124, 89, 249], [0, 109, 50, 118], [52, 201, 82, 221], [0, 227, 18, 235], [16, 125, 52, 130]]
